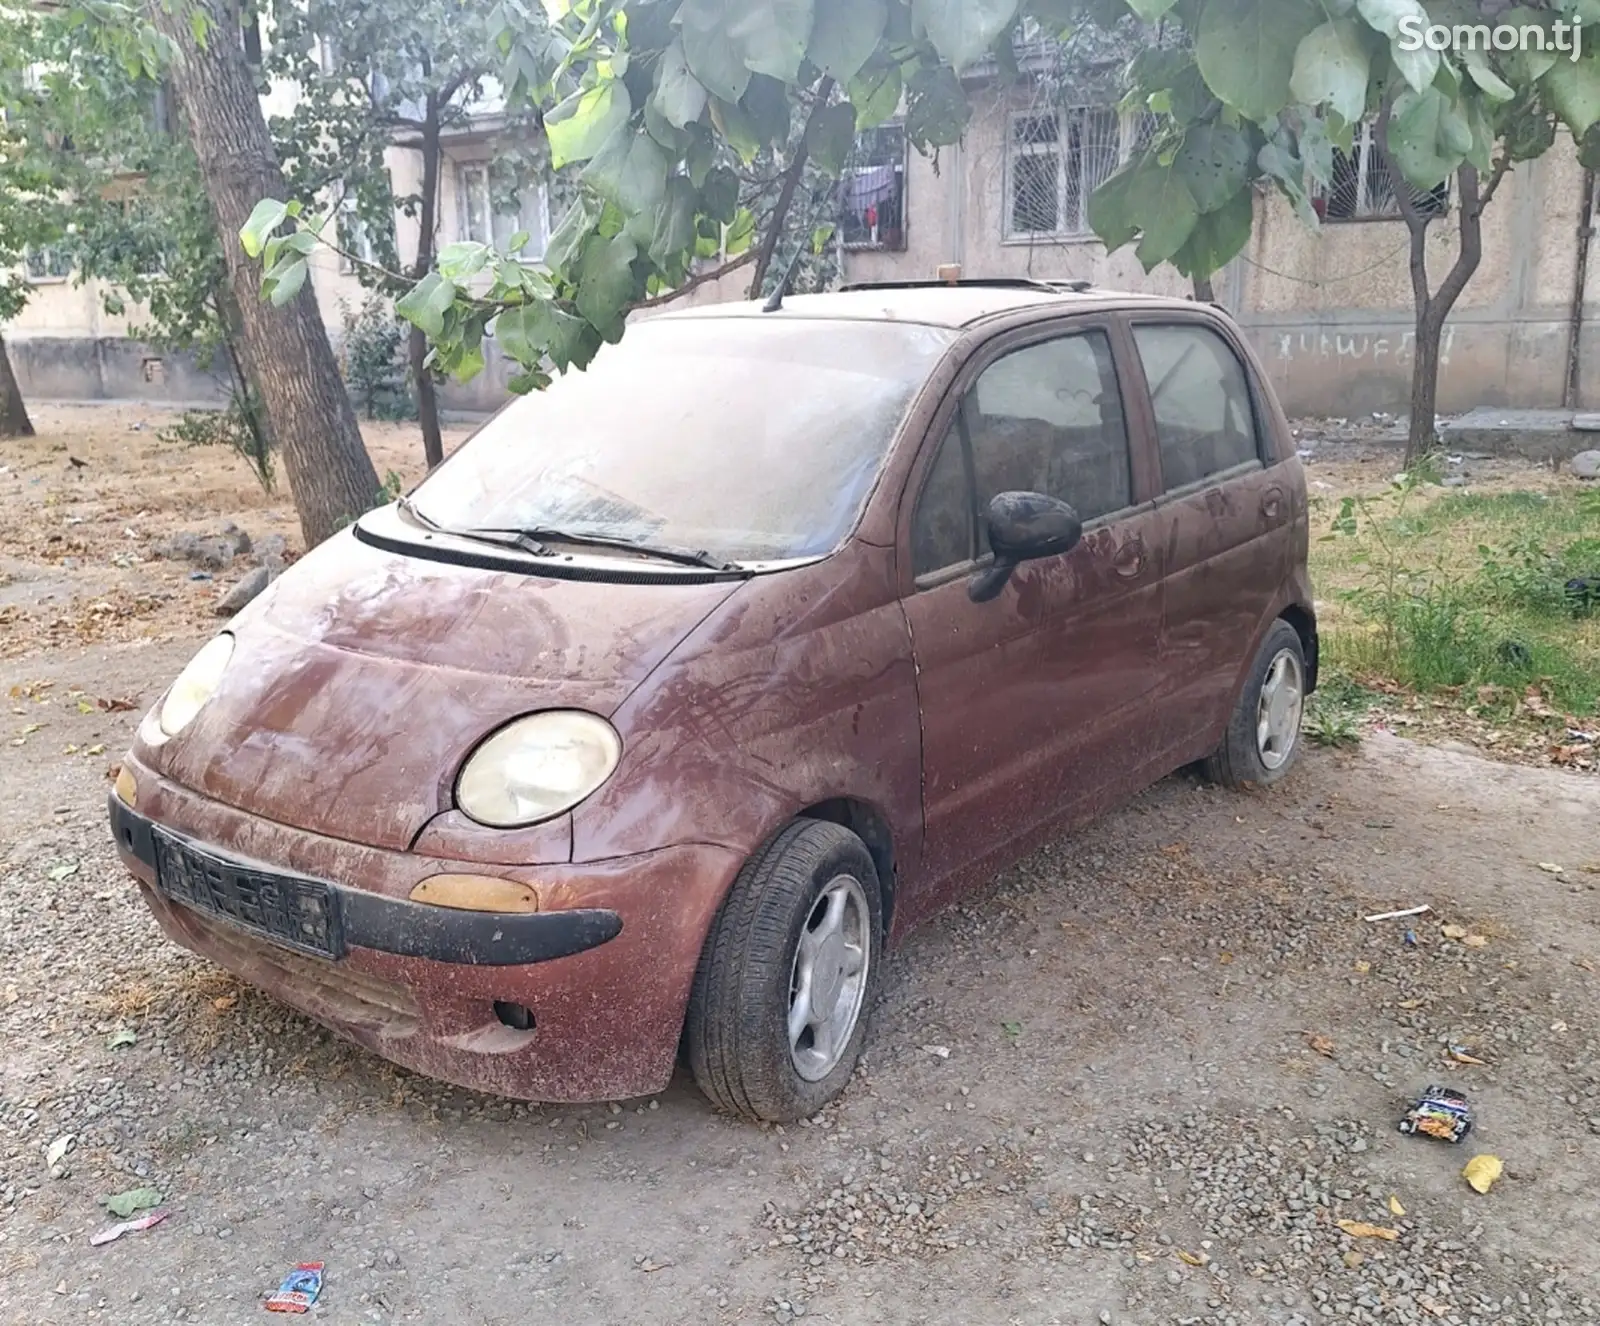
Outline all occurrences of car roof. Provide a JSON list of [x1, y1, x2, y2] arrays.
[[643, 283, 1202, 330]]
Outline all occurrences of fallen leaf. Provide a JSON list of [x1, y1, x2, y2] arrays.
[[1307, 1033, 1335, 1057], [1388, 1194, 1405, 1217], [1551, 1020, 1568, 1033], [1398, 999, 1422, 1009], [1462, 1154, 1503, 1194], [95, 697, 137, 712], [1337, 1219, 1399, 1241], [1441, 924, 1468, 940], [46, 861, 80, 881], [1354, 961, 1371, 975], [1462, 934, 1489, 949], [85, 743, 105, 756], [103, 1187, 162, 1218], [106, 1027, 137, 1050], [1447, 1046, 1487, 1066], [1177, 1249, 1204, 1266], [1000, 1020, 1022, 1039], [1537, 862, 1565, 875], [921, 1045, 950, 1059], [46, 1135, 73, 1168], [1218, 952, 1234, 965], [211, 994, 238, 1013]]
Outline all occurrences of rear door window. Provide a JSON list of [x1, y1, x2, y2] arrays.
[[1132, 324, 1261, 491]]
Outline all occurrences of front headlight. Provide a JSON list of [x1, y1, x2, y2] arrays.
[[456, 711, 622, 828], [156, 633, 235, 739]]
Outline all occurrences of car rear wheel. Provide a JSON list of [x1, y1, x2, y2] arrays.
[[685, 820, 883, 1123], [1202, 618, 1307, 788]]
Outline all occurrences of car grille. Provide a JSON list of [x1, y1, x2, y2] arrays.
[[152, 829, 345, 960]]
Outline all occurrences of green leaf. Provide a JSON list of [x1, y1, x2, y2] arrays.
[[905, 63, 969, 150], [650, 175, 700, 264], [808, 0, 887, 85], [850, 63, 904, 129], [546, 82, 632, 168], [1289, 20, 1371, 125], [711, 96, 764, 162], [1355, 0, 1438, 93], [437, 241, 491, 282], [1388, 87, 1465, 187], [911, 0, 1021, 72], [1460, 46, 1514, 102], [1123, 161, 1201, 268], [546, 190, 604, 275], [811, 222, 836, 252], [743, 73, 795, 146], [267, 257, 308, 306], [728, 0, 815, 82], [189, 7, 208, 45], [1086, 163, 1141, 251], [450, 343, 486, 383], [395, 271, 458, 339], [583, 125, 671, 217], [701, 165, 742, 223], [809, 100, 859, 175], [104, 1188, 162, 1218], [1127, 0, 1179, 15], [575, 232, 639, 333], [1195, 0, 1322, 125], [239, 199, 288, 259], [724, 206, 757, 255], [1542, 52, 1600, 137], [1170, 184, 1254, 277], [680, 0, 753, 102], [1503, 7, 1559, 83], [1174, 123, 1255, 213], [653, 38, 709, 129]]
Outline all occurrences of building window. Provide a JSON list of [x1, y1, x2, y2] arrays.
[[1006, 108, 1153, 241], [337, 195, 377, 275], [837, 123, 907, 252], [455, 163, 550, 261], [24, 246, 72, 282], [1316, 121, 1449, 222]]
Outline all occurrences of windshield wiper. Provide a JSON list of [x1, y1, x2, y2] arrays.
[[483, 526, 746, 573], [397, 501, 745, 572]]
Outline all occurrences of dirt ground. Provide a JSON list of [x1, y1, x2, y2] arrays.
[[1, 408, 1599, 1325]]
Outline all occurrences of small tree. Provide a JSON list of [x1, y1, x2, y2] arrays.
[[1086, 0, 1579, 463], [263, 0, 533, 467]]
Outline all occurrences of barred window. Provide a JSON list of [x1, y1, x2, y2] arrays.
[[1005, 108, 1155, 240], [837, 123, 907, 252], [1317, 121, 1449, 222]]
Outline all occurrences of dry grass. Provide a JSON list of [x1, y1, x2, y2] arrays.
[[0, 403, 472, 662]]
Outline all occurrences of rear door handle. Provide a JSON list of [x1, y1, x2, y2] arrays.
[[1113, 537, 1145, 578], [1261, 487, 1284, 520]]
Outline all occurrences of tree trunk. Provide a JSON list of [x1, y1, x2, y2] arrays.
[[747, 78, 835, 299], [0, 332, 34, 438], [411, 93, 444, 469], [151, 0, 380, 547]]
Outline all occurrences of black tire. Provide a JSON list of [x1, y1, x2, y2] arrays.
[[1202, 618, 1307, 789], [685, 820, 883, 1123]]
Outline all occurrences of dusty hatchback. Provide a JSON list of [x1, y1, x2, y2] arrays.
[[111, 281, 1316, 1122]]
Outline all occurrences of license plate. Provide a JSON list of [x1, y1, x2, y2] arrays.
[[152, 829, 344, 959]]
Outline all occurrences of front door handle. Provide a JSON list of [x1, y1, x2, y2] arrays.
[[1113, 537, 1145, 578]]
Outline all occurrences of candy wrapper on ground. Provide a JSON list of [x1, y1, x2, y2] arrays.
[[1399, 1086, 1473, 1142], [264, 1263, 323, 1314]]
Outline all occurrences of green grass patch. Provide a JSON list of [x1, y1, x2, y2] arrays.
[[1310, 478, 1600, 720]]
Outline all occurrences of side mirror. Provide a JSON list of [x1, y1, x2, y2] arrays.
[[969, 491, 1083, 604]]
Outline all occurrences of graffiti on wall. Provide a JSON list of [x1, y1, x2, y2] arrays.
[[1273, 325, 1457, 367]]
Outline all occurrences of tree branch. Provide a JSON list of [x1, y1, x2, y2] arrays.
[[746, 76, 835, 299], [633, 250, 757, 310], [1477, 153, 1513, 213], [1374, 98, 1432, 314]]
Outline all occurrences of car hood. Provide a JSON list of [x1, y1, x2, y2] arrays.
[[139, 530, 741, 850]]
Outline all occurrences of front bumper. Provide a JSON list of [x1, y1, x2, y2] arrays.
[[109, 755, 743, 1102]]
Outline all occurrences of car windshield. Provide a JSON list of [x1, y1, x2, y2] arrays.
[[406, 316, 956, 564]]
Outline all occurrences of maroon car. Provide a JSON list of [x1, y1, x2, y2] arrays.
[[110, 281, 1316, 1123]]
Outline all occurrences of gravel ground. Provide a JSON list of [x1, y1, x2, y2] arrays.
[[3, 639, 1598, 1326]]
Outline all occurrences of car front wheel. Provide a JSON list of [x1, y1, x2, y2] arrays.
[[1203, 618, 1307, 788], [685, 820, 883, 1123]]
